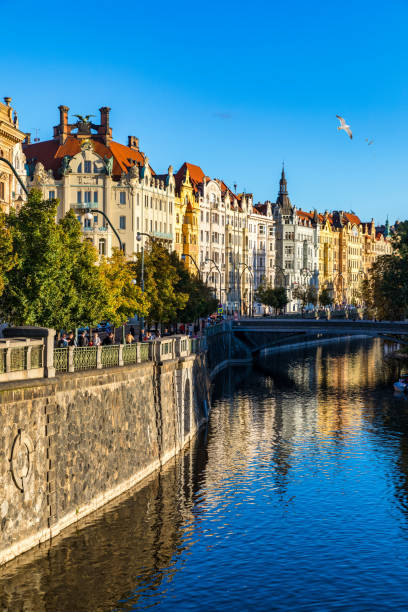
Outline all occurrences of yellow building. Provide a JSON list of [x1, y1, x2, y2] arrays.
[[174, 164, 199, 274], [318, 212, 341, 302], [0, 97, 26, 213]]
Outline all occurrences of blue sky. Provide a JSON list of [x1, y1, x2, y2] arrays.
[[1, 0, 407, 223]]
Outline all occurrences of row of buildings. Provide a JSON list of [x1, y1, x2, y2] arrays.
[[0, 98, 393, 313]]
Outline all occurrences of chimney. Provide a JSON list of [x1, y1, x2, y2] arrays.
[[99, 107, 112, 143], [57, 105, 69, 144], [24, 133, 31, 145], [128, 136, 139, 151]]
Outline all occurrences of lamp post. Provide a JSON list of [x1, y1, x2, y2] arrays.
[[84, 209, 124, 252], [333, 271, 345, 307], [181, 253, 201, 279], [136, 232, 152, 331], [239, 263, 254, 317], [205, 258, 221, 304], [0, 156, 28, 197]]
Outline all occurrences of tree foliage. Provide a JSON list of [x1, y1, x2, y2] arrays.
[[170, 255, 218, 322], [254, 283, 288, 313], [318, 287, 333, 308], [361, 254, 408, 320], [0, 212, 16, 298], [0, 189, 106, 328], [133, 241, 189, 324], [99, 249, 150, 327], [292, 285, 318, 309]]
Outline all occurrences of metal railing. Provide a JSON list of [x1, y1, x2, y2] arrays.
[[51, 335, 205, 375], [0, 338, 45, 381]]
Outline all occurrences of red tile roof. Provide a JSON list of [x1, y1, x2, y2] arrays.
[[24, 136, 149, 178]]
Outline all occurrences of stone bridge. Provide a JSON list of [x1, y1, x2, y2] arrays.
[[233, 318, 408, 354], [206, 318, 407, 375]]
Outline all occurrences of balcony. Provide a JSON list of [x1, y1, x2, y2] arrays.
[[152, 231, 173, 241]]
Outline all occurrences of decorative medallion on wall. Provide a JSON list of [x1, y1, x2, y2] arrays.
[[9, 430, 34, 492]]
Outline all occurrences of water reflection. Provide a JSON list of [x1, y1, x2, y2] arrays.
[[2, 338, 408, 611]]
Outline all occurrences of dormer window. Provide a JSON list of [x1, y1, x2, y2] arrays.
[[84, 160, 92, 173]]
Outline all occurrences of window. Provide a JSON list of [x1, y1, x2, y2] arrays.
[[119, 216, 126, 230], [169, 202, 172, 213], [84, 191, 91, 203], [84, 160, 92, 173], [77, 191, 82, 203], [77, 163, 82, 173], [119, 191, 126, 204], [99, 239, 106, 255], [137, 217, 139, 230], [122, 243, 126, 254], [93, 162, 98, 173], [84, 217, 92, 228], [93, 191, 98, 203], [48, 190, 55, 200], [176, 213, 180, 223], [150, 220, 153, 231], [94, 215, 98, 224]]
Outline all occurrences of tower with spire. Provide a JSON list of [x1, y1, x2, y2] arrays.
[[276, 164, 293, 214]]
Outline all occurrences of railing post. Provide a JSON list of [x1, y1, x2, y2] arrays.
[[96, 345, 103, 369], [26, 343, 32, 371], [136, 343, 141, 363], [5, 342, 11, 373], [68, 346, 75, 373], [118, 344, 124, 366]]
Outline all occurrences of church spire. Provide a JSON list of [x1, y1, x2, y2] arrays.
[[279, 163, 288, 195], [384, 215, 390, 237]]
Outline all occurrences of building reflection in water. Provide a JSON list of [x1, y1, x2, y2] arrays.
[[1, 337, 408, 611]]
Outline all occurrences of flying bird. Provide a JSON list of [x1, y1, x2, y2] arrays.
[[336, 115, 352, 139], [365, 138, 374, 146]]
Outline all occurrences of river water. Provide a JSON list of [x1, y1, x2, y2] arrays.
[[2, 337, 408, 611]]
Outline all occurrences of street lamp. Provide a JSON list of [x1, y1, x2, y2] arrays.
[[181, 253, 201, 278], [84, 210, 124, 252], [0, 156, 28, 197], [239, 263, 254, 317], [205, 257, 222, 304], [136, 231, 152, 331]]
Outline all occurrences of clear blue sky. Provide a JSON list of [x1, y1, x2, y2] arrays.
[[2, 0, 407, 224]]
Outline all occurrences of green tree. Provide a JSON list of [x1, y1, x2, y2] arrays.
[[292, 285, 318, 313], [99, 249, 149, 327], [319, 287, 333, 308], [171, 255, 218, 322], [0, 212, 15, 298], [133, 241, 188, 325], [254, 283, 288, 314], [362, 255, 408, 320], [0, 189, 106, 329]]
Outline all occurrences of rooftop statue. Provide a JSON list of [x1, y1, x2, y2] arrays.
[[103, 155, 113, 176], [73, 114, 95, 134]]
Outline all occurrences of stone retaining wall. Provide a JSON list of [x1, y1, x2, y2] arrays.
[[0, 353, 210, 566]]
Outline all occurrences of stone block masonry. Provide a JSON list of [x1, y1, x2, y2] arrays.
[[0, 352, 210, 566]]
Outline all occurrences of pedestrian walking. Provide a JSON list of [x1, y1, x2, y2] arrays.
[[57, 332, 68, 348], [125, 332, 134, 344], [138, 328, 145, 342], [102, 332, 115, 346], [67, 332, 77, 347], [92, 332, 101, 346], [78, 331, 89, 347]]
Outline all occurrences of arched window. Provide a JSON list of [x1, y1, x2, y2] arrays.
[[99, 238, 106, 255]]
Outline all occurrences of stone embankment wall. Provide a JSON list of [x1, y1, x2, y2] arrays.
[[0, 353, 209, 566]]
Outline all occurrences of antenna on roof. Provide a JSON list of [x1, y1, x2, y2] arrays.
[[233, 183, 237, 193], [31, 127, 40, 142]]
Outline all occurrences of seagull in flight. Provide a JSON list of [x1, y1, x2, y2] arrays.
[[365, 138, 374, 146], [336, 115, 352, 139]]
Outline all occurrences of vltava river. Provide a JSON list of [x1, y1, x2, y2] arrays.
[[2, 338, 408, 611]]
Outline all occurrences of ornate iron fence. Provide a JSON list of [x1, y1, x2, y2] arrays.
[[101, 345, 120, 368], [54, 348, 68, 372], [30, 346, 43, 369], [0, 348, 6, 373], [10, 347, 27, 371], [123, 343, 138, 364], [140, 343, 149, 362], [73, 347, 98, 370]]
